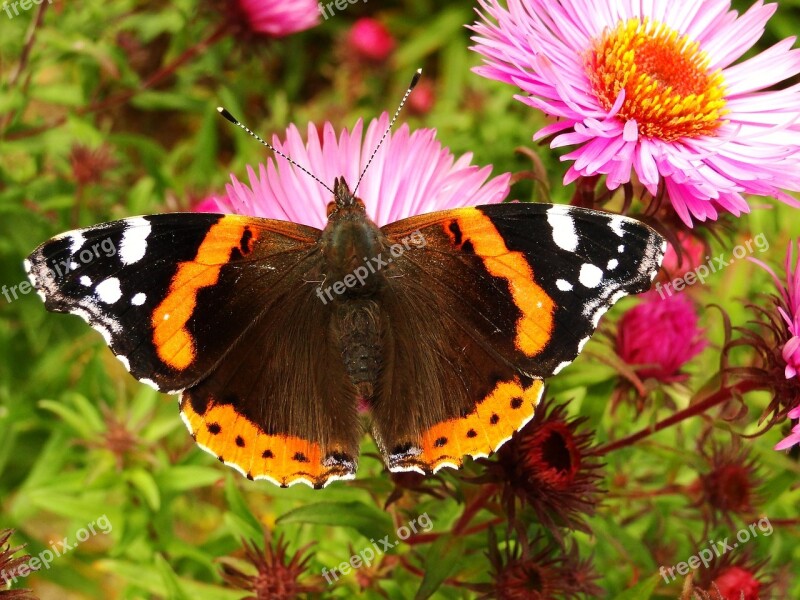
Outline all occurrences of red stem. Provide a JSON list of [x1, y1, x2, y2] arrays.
[[404, 517, 504, 546], [596, 380, 764, 455], [453, 484, 497, 535], [767, 519, 800, 527], [605, 484, 688, 499], [397, 555, 476, 590]]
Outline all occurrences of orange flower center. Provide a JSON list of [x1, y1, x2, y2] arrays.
[[586, 18, 727, 141]]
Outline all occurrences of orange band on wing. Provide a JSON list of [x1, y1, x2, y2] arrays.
[[445, 209, 555, 357], [152, 217, 257, 370], [180, 397, 355, 488], [392, 378, 544, 474]]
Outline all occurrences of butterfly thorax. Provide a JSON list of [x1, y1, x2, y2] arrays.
[[319, 178, 388, 398]]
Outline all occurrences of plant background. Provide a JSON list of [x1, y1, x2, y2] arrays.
[[1, 0, 799, 598]]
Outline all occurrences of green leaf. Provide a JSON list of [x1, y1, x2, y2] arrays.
[[31, 84, 85, 106], [223, 476, 263, 540], [154, 553, 192, 600], [98, 559, 246, 600], [131, 91, 205, 111], [394, 7, 472, 68], [414, 535, 465, 600], [613, 574, 661, 600], [155, 465, 222, 492], [126, 469, 161, 511], [277, 501, 393, 542]]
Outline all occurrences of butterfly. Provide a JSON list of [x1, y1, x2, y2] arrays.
[[25, 179, 665, 488]]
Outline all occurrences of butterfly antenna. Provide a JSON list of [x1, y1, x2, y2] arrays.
[[216, 107, 334, 195], [353, 68, 422, 195]]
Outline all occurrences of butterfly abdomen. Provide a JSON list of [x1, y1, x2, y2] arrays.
[[332, 299, 382, 399]]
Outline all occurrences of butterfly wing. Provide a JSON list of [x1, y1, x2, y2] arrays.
[[372, 203, 665, 474], [26, 214, 361, 487]]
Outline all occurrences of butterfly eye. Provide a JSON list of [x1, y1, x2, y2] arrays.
[[326, 201, 337, 217]]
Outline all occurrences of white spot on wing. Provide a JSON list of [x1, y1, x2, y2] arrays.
[[222, 458, 248, 478], [492, 435, 513, 453], [432, 461, 460, 474], [117, 355, 131, 372], [80, 276, 92, 287], [131, 292, 146, 306], [119, 217, 152, 265], [556, 279, 573, 292], [68, 232, 86, 255], [389, 465, 426, 475], [320, 473, 356, 487], [609, 290, 627, 305], [179, 408, 192, 432], [139, 378, 160, 391], [23, 259, 31, 274], [579, 263, 603, 288], [609, 217, 625, 237], [546, 207, 579, 252], [618, 245, 625, 253], [607, 259, 619, 270], [92, 323, 113, 345], [95, 277, 122, 304], [577, 336, 591, 353], [552, 361, 572, 374], [591, 305, 609, 327]]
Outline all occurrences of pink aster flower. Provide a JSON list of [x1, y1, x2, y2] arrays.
[[775, 408, 800, 451], [346, 18, 396, 62], [212, 113, 511, 228], [658, 230, 707, 284], [750, 240, 800, 450], [236, 0, 320, 37], [616, 294, 707, 382], [712, 566, 762, 600], [193, 194, 228, 213], [471, 0, 800, 226], [751, 240, 800, 380]]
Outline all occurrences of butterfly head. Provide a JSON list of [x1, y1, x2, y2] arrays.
[[327, 177, 367, 220]]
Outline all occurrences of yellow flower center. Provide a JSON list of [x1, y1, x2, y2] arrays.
[[586, 18, 727, 141]]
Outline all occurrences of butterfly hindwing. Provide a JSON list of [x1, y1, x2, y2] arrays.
[[180, 281, 362, 488], [26, 213, 362, 487], [372, 203, 664, 473]]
